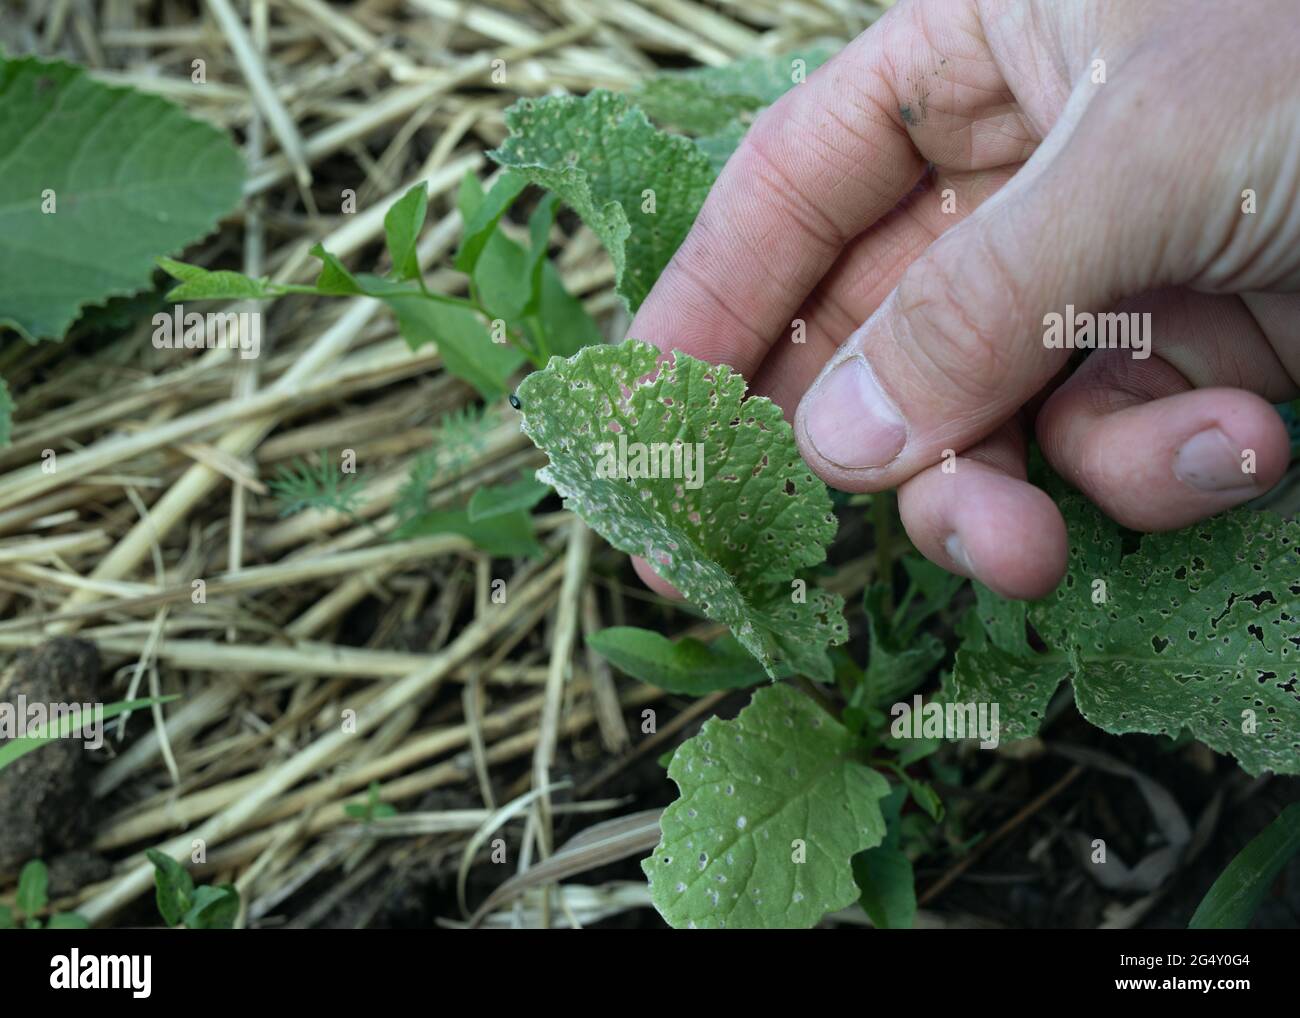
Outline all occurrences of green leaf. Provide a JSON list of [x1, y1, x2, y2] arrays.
[[515, 340, 847, 679], [490, 90, 716, 311], [182, 884, 240, 930], [467, 476, 549, 522], [1034, 497, 1300, 776], [395, 506, 541, 558], [522, 193, 559, 316], [382, 293, 523, 399], [0, 695, 177, 772], [16, 860, 48, 916], [0, 905, 14, 929], [531, 261, 602, 358], [145, 849, 195, 928], [157, 258, 278, 302], [588, 627, 771, 694], [308, 244, 366, 296], [861, 584, 946, 710], [454, 171, 527, 274], [1189, 804, 1300, 928], [950, 584, 1069, 743], [853, 848, 916, 929], [0, 56, 244, 340], [644, 684, 889, 928], [471, 226, 533, 325], [383, 182, 428, 282], [0, 375, 12, 448], [46, 912, 90, 929], [693, 120, 748, 174], [268, 450, 366, 518], [633, 48, 834, 136]]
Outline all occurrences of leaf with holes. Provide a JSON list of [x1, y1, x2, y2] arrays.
[[1031, 496, 1300, 776], [949, 583, 1071, 743], [489, 90, 716, 312], [644, 684, 889, 928], [0, 56, 244, 340], [515, 339, 847, 680]]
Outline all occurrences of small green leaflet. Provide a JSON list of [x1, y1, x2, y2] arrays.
[[467, 477, 549, 522], [383, 182, 429, 282], [0, 56, 244, 340], [156, 257, 280, 301], [395, 505, 541, 558], [383, 293, 523, 399], [16, 860, 48, 917], [490, 91, 716, 312], [1032, 497, 1300, 776], [644, 684, 889, 928], [852, 785, 916, 929], [515, 340, 847, 680], [146, 849, 240, 930], [587, 627, 772, 694], [1189, 804, 1300, 928], [454, 171, 527, 274]]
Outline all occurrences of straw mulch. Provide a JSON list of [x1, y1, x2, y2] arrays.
[[0, 0, 889, 928]]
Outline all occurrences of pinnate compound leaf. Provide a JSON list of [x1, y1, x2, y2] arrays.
[[644, 684, 889, 928], [489, 91, 715, 311], [587, 627, 772, 694], [0, 56, 244, 340], [1032, 497, 1300, 776], [515, 340, 846, 679]]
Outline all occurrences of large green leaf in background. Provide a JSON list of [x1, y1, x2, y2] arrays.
[[515, 340, 847, 680], [490, 91, 716, 312], [0, 56, 244, 341], [645, 684, 889, 928], [633, 46, 834, 135]]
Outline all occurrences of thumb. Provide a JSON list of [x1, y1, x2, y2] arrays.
[[793, 95, 1175, 491]]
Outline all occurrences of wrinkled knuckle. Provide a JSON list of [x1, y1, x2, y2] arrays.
[[894, 245, 1017, 403]]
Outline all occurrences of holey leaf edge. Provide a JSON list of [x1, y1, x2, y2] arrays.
[[514, 340, 847, 679]]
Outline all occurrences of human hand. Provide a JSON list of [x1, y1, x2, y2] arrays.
[[629, 0, 1299, 600]]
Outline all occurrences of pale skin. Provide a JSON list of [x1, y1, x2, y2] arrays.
[[630, 0, 1300, 601]]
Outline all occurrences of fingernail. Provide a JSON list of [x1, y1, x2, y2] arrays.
[[802, 356, 906, 469], [945, 533, 975, 575], [1174, 428, 1256, 493]]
